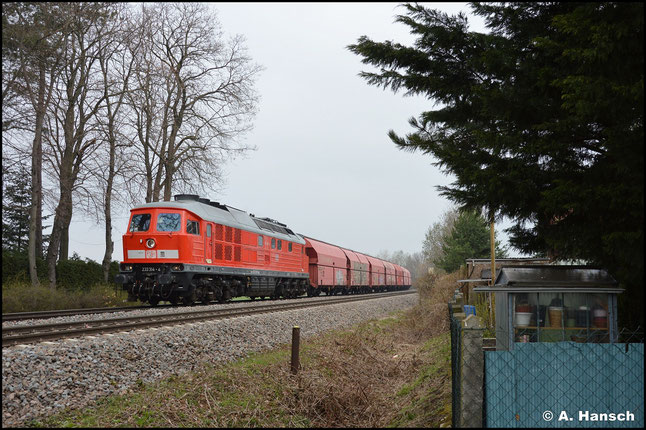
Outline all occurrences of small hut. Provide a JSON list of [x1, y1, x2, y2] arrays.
[[474, 265, 623, 351]]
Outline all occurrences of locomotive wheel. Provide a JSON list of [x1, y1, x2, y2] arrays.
[[149, 297, 160, 307], [182, 295, 194, 306], [169, 296, 179, 306]]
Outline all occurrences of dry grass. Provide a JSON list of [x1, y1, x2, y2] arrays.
[[35, 272, 459, 428], [401, 271, 461, 341]]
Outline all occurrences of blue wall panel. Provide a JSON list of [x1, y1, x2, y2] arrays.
[[485, 343, 643, 428]]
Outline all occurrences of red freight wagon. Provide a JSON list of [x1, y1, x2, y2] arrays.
[[341, 248, 362, 288], [365, 255, 386, 292], [394, 264, 404, 287], [354, 252, 371, 290], [382, 260, 396, 289], [304, 237, 347, 296], [403, 267, 412, 287], [341, 248, 371, 293]]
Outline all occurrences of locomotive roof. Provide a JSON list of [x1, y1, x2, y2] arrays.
[[132, 200, 306, 244]]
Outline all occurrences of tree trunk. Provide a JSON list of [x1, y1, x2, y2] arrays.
[[28, 66, 46, 287], [162, 163, 173, 201], [102, 131, 116, 283], [46, 174, 74, 289], [59, 225, 69, 261]]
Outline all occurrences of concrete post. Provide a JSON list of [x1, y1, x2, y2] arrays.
[[460, 315, 484, 428]]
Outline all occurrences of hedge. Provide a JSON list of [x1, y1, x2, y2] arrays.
[[2, 251, 120, 291]]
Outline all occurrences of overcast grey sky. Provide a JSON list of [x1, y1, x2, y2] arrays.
[[66, 2, 516, 263]]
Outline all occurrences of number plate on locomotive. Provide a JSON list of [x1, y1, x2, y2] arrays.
[[140, 266, 160, 272]]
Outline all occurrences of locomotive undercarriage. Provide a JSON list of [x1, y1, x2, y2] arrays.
[[116, 264, 309, 306]]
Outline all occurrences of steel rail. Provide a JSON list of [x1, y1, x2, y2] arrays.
[[2, 305, 157, 322], [3, 299, 260, 322], [2, 290, 416, 347]]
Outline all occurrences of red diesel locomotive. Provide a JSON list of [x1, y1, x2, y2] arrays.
[[115, 194, 411, 305]]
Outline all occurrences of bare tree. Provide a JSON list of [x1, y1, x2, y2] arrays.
[[75, 4, 136, 282], [127, 3, 262, 203], [2, 3, 70, 286], [374, 249, 428, 282], [43, 3, 120, 288]]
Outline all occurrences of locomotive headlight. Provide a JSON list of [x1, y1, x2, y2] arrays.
[[146, 238, 156, 248]]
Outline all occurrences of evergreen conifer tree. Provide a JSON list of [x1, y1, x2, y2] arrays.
[[435, 210, 507, 273], [349, 2, 643, 326], [2, 162, 31, 252]]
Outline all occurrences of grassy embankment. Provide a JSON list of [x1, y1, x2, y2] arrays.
[[31, 271, 460, 428]]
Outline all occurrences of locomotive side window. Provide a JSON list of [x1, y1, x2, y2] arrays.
[[277, 240, 282, 250], [129, 213, 151, 232], [271, 238, 276, 249], [258, 235, 263, 247], [288, 243, 292, 252], [186, 220, 200, 235], [157, 213, 181, 232], [206, 224, 211, 237]]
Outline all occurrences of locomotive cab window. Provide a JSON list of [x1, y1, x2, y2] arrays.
[[157, 213, 181, 232], [288, 243, 292, 252], [277, 240, 282, 250], [129, 213, 151, 232], [186, 220, 200, 235], [206, 224, 211, 237], [271, 238, 276, 249], [258, 235, 263, 247]]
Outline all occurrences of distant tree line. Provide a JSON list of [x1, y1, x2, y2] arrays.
[[377, 208, 507, 281], [2, 3, 262, 288], [349, 2, 643, 326]]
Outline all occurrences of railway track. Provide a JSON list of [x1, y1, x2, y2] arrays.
[[2, 305, 157, 322], [2, 290, 416, 347], [2, 297, 274, 322]]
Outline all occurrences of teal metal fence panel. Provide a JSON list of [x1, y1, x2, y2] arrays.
[[485, 343, 644, 428]]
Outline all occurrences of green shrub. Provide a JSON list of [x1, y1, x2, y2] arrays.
[[1, 251, 120, 290]]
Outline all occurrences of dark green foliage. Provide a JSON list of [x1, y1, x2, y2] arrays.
[[2, 162, 31, 253], [349, 2, 643, 327], [436, 210, 507, 273], [1, 161, 51, 255], [2, 250, 48, 283], [2, 250, 120, 291]]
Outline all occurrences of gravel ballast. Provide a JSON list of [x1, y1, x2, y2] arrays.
[[2, 293, 417, 426]]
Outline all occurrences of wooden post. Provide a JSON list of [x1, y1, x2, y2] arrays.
[[291, 326, 300, 374]]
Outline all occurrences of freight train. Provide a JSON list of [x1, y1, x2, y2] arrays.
[[115, 194, 411, 305]]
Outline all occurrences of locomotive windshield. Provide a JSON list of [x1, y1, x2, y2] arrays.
[[157, 213, 181, 232], [129, 213, 151, 232]]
